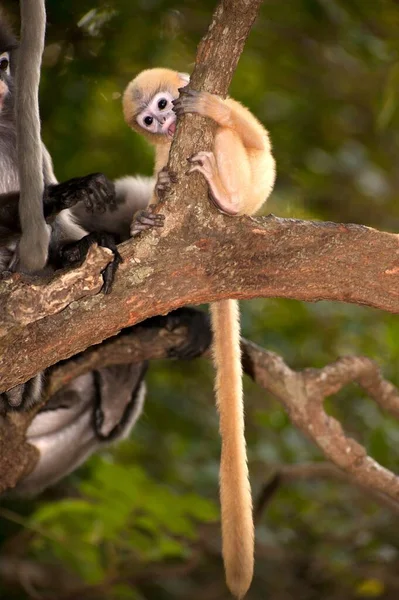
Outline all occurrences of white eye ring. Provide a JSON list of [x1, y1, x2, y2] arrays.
[[0, 52, 10, 75]]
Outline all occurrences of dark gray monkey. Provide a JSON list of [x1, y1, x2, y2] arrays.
[[13, 308, 212, 496], [0, 14, 163, 411]]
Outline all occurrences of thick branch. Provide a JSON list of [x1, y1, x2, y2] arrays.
[[241, 340, 399, 501], [254, 463, 399, 519], [1, 217, 398, 391]]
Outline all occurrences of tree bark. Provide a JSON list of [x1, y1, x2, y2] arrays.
[[1, 216, 398, 392]]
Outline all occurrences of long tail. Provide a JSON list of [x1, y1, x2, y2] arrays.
[[16, 0, 50, 272], [210, 299, 254, 599]]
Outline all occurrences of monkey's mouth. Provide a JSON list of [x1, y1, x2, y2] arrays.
[[0, 81, 7, 112], [167, 121, 176, 137], [162, 116, 176, 138]]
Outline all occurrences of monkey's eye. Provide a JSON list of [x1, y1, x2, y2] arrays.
[[0, 57, 9, 72], [158, 98, 167, 110], [144, 116, 153, 126]]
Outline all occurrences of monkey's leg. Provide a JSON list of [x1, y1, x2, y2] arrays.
[[58, 232, 122, 294], [187, 130, 251, 216], [93, 363, 148, 440], [44, 173, 116, 218], [132, 307, 212, 359]]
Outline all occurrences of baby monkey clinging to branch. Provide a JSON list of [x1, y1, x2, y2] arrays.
[[123, 68, 276, 598]]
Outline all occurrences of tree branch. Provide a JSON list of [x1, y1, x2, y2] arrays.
[[1, 217, 398, 392], [254, 463, 399, 521], [241, 340, 399, 501]]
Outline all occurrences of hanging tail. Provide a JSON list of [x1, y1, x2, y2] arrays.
[[210, 298, 254, 599], [16, 0, 50, 272]]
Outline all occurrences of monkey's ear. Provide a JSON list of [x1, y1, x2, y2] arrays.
[[178, 72, 190, 85]]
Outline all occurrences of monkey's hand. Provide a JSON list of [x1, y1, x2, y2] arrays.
[[58, 232, 122, 294], [155, 166, 178, 201], [44, 173, 116, 218], [130, 205, 165, 237], [173, 89, 231, 127]]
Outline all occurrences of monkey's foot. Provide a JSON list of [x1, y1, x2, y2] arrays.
[[130, 205, 165, 237], [173, 89, 230, 126], [155, 166, 178, 201], [0, 375, 43, 412], [140, 307, 212, 359], [45, 173, 116, 218], [186, 152, 240, 216], [166, 308, 212, 359], [59, 231, 122, 294]]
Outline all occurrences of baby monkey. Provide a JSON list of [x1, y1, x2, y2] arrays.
[[123, 68, 276, 598]]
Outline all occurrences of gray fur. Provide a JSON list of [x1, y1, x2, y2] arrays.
[[13, 366, 146, 496], [68, 175, 154, 241], [16, 0, 50, 272]]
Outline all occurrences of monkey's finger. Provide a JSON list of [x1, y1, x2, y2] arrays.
[[156, 180, 171, 188], [148, 212, 166, 220], [187, 156, 204, 166], [183, 89, 201, 99], [146, 206, 166, 220], [130, 224, 152, 235], [157, 175, 171, 183], [138, 215, 163, 226], [187, 153, 208, 164], [186, 165, 207, 177], [102, 258, 121, 294]]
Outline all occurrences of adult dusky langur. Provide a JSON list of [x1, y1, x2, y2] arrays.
[[0, 12, 162, 411], [12, 308, 212, 496]]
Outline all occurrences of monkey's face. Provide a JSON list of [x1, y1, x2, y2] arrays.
[[0, 51, 11, 115], [137, 91, 177, 140], [123, 69, 190, 145]]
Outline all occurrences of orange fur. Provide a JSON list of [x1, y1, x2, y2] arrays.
[[123, 68, 276, 598]]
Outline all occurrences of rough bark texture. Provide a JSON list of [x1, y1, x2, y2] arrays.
[[1, 217, 398, 392]]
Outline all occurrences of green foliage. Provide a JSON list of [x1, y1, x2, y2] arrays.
[[29, 457, 217, 583]]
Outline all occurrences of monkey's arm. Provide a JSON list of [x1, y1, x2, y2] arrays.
[[0, 173, 116, 236], [52, 175, 164, 293], [174, 90, 267, 151], [44, 173, 116, 218]]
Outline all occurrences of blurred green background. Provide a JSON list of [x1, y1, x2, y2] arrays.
[[1, 0, 399, 598]]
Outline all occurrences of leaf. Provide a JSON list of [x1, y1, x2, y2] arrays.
[[355, 578, 385, 597]]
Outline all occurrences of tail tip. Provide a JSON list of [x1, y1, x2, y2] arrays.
[[226, 568, 253, 599]]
